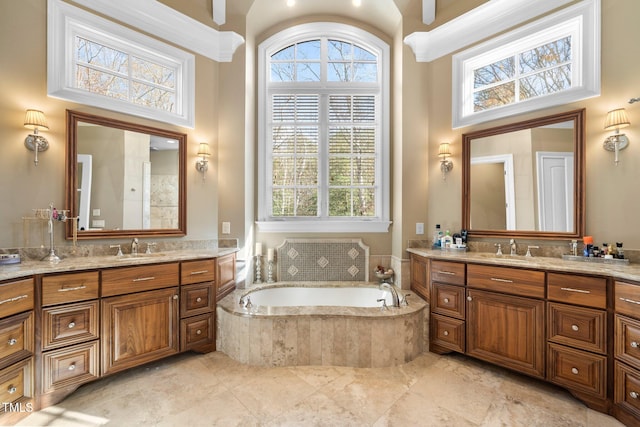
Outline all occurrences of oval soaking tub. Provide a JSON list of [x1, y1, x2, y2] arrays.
[[217, 283, 427, 368]]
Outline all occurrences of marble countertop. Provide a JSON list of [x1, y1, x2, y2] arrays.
[[0, 248, 239, 282], [407, 248, 640, 283]]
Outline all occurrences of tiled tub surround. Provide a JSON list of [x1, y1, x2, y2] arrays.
[[217, 282, 427, 368]]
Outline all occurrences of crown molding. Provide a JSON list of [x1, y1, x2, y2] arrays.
[[70, 0, 244, 62], [404, 0, 574, 62]]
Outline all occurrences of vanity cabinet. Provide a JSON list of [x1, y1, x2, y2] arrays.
[[614, 280, 640, 424], [0, 278, 35, 421], [410, 254, 429, 303], [216, 253, 237, 301], [429, 260, 466, 354], [180, 259, 216, 352], [466, 265, 545, 379]]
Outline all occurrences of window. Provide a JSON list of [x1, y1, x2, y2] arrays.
[[452, 0, 600, 128], [48, 0, 195, 128], [258, 23, 390, 233]]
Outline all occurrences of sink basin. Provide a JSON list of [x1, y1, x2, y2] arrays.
[[115, 253, 166, 260]]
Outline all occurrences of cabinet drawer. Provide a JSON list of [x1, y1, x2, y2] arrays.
[[467, 264, 544, 298], [615, 361, 640, 418], [431, 283, 465, 320], [0, 279, 33, 319], [42, 272, 99, 306], [181, 259, 216, 285], [616, 281, 640, 318], [102, 263, 179, 297], [0, 358, 33, 409], [547, 273, 607, 309], [181, 283, 214, 318], [548, 343, 606, 399], [0, 312, 33, 369], [42, 301, 99, 350], [42, 341, 99, 393], [615, 314, 640, 371], [430, 260, 465, 286], [180, 314, 214, 351], [430, 313, 465, 353], [548, 303, 606, 354]]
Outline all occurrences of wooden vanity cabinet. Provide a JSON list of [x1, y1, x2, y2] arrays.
[[410, 254, 429, 303], [180, 259, 216, 352], [0, 278, 35, 423], [614, 280, 640, 424], [429, 260, 466, 354], [216, 253, 237, 301]]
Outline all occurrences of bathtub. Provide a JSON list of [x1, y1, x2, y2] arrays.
[[217, 283, 427, 368]]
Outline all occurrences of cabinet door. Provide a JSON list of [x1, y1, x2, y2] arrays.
[[216, 254, 236, 301], [101, 288, 179, 375], [467, 289, 545, 378], [410, 255, 429, 302]]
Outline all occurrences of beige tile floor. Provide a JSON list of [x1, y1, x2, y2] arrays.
[[18, 351, 626, 427]]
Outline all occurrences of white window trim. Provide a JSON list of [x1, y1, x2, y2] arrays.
[[257, 23, 391, 233], [48, 0, 195, 128], [452, 0, 600, 129]]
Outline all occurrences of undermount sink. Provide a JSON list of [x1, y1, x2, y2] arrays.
[[115, 253, 166, 260]]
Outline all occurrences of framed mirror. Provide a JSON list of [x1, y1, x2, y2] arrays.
[[65, 110, 186, 239], [462, 109, 585, 239]]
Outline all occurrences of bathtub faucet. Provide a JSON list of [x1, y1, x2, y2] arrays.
[[239, 295, 252, 309], [380, 282, 400, 307]]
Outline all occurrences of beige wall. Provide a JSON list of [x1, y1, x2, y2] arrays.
[[2, 0, 639, 258]]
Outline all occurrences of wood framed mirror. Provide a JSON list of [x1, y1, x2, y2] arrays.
[[65, 110, 186, 239], [462, 109, 585, 239]]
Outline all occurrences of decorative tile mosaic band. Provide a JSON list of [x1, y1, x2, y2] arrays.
[[276, 239, 369, 282]]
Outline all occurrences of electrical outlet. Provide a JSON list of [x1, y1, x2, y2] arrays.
[[92, 208, 101, 216], [92, 219, 105, 228], [416, 222, 425, 235], [222, 222, 231, 234]]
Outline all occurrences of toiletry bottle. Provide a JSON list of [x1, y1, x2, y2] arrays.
[[617, 242, 624, 259], [433, 224, 443, 248], [583, 236, 593, 257], [441, 230, 454, 248]]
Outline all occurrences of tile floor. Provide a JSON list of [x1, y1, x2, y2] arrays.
[[18, 351, 625, 427]]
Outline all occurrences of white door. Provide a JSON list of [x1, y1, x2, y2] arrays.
[[536, 152, 573, 232]]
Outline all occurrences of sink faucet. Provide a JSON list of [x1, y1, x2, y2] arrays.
[[380, 282, 400, 307], [131, 238, 139, 256], [509, 239, 517, 256]]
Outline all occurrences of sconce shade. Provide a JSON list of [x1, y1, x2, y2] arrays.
[[24, 109, 49, 131], [604, 108, 630, 131], [438, 142, 451, 158], [197, 142, 211, 157]]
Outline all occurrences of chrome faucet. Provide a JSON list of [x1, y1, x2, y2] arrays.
[[509, 239, 517, 256], [131, 238, 139, 256], [380, 282, 400, 307]]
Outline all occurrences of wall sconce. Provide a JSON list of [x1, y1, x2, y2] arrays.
[[603, 108, 630, 165], [195, 142, 211, 180], [438, 142, 453, 179], [24, 109, 49, 166]]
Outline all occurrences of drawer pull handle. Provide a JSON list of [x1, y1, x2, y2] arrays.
[[196, 297, 202, 303], [196, 329, 202, 335], [7, 385, 16, 394], [560, 287, 591, 294], [443, 330, 449, 336], [68, 364, 76, 371], [620, 297, 640, 306], [467, 296, 473, 301], [631, 342, 639, 348], [68, 322, 76, 329], [631, 391, 639, 399], [58, 285, 87, 292], [571, 324, 579, 332], [190, 270, 209, 275], [490, 278, 513, 283], [437, 271, 456, 276], [0, 294, 28, 306], [132, 276, 155, 282], [571, 367, 579, 375], [173, 295, 179, 300], [443, 298, 450, 304], [7, 338, 17, 346]]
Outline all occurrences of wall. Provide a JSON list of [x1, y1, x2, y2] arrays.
[[0, 0, 220, 248]]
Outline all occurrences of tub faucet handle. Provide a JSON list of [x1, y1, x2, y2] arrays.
[[377, 298, 388, 311], [400, 294, 410, 306]]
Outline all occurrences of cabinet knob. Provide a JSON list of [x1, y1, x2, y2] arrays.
[[7, 385, 16, 394], [196, 297, 202, 303], [571, 367, 579, 375], [68, 364, 76, 371], [7, 338, 17, 346], [571, 324, 579, 332], [443, 330, 449, 336], [196, 329, 202, 335], [173, 295, 179, 300], [631, 341, 639, 348], [630, 391, 639, 399], [443, 298, 450, 304], [68, 322, 76, 329], [467, 296, 473, 301]]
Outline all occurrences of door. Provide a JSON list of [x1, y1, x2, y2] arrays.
[[536, 151, 573, 232]]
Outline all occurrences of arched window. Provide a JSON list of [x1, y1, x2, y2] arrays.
[[257, 23, 390, 233]]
